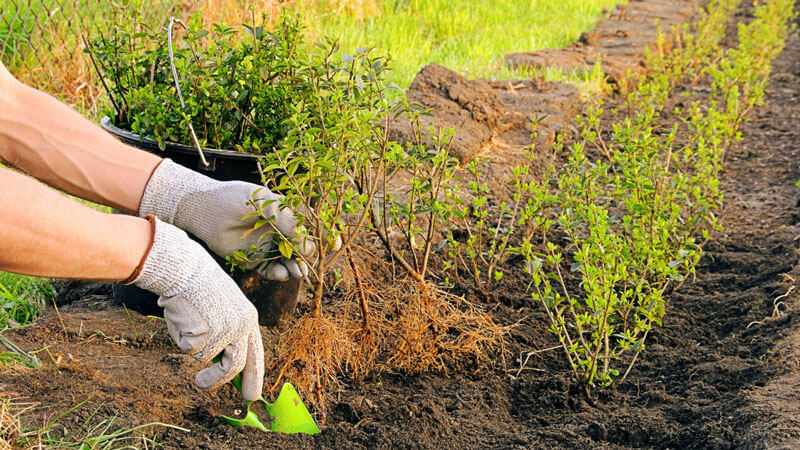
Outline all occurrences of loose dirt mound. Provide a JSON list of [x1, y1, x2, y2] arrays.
[[505, 0, 704, 85], [487, 78, 580, 158], [390, 0, 703, 174], [388, 63, 508, 164], [389, 63, 581, 190]]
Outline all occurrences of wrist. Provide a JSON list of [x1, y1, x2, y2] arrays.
[[121, 215, 157, 284]]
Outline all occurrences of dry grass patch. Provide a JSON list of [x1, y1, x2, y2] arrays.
[[0, 393, 36, 450]]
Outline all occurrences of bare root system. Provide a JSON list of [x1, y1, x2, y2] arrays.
[[382, 280, 508, 375], [268, 313, 354, 419], [271, 268, 507, 417]]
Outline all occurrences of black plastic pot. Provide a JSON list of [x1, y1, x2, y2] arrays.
[[100, 117, 263, 183], [101, 117, 300, 326]]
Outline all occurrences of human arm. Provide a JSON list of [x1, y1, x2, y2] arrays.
[[0, 63, 309, 279], [0, 168, 264, 400], [0, 167, 151, 279], [0, 62, 160, 213]]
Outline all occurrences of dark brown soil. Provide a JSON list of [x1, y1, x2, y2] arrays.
[[4, 2, 800, 449]]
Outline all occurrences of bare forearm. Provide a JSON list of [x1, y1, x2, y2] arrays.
[[0, 168, 151, 280], [0, 76, 161, 213]]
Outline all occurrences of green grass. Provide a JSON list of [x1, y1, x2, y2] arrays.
[[0, 272, 52, 369], [298, 0, 625, 90], [0, 0, 52, 59], [0, 272, 54, 329]]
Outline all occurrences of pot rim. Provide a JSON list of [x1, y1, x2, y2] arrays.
[[100, 116, 262, 161]]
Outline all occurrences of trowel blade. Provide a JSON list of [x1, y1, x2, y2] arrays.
[[264, 383, 320, 435]]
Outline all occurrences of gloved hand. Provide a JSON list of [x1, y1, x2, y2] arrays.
[[138, 159, 311, 281], [128, 216, 264, 400]]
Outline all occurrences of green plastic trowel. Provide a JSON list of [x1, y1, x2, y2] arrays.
[[219, 372, 320, 435]]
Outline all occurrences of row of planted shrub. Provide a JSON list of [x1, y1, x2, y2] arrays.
[[250, 0, 796, 405], [514, 0, 795, 394]]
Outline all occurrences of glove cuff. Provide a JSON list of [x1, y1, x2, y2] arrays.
[[138, 159, 215, 223], [128, 216, 208, 297]]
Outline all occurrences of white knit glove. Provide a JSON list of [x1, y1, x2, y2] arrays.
[[129, 217, 265, 401], [138, 159, 311, 281]]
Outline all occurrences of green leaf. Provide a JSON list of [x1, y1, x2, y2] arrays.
[[278, 240, 293, 259], [236, 89, 250, 104]]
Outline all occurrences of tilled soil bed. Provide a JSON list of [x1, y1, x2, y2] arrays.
[[4, 3, 800, 450]]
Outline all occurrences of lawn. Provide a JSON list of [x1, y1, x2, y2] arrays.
[[297, 0, 625, 89], [0, 271, 54, 329]]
